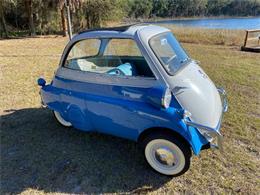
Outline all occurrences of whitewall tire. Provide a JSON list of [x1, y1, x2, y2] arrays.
[[53, 111, 72, 127], [142, 133, 191, 176]]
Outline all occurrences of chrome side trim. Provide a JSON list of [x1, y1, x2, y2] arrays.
[[217, 87, 228, 113], [183, 87, 228, 151]]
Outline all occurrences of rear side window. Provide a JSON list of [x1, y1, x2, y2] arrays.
[[67, 39, 101, 60]]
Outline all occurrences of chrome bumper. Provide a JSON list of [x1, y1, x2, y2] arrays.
[[184, 87, 228, 151]]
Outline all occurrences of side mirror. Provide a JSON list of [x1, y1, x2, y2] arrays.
[[146, 87, 172, 109], [37, 78, 46, 87]]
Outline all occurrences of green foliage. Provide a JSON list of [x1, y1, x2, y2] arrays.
[[83, 0, 127, 28], [152, 0, 169, 17], [207, 0, 231, 15], [1, 0, 260, 37], [153, 0, 260, 17], [223, 0, 260, 16], [128, 0, 153, 18]]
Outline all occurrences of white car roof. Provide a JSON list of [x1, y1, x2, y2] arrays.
[[72, 24, 170, 42]]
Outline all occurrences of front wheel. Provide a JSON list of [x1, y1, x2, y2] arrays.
[[142, 133, 191, 176], [53, 111, 72, 127]]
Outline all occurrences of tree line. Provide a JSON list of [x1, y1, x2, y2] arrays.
[[1, 0, 260, 38]]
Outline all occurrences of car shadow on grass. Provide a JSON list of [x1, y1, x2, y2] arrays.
[[1, 108, 171, 194]]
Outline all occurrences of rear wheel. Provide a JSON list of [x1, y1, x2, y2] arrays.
[[53, 111, 72, 127], [142, 133, 191, 176]]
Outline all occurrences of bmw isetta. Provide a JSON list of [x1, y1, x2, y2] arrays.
[[38, 24, 228, 176]]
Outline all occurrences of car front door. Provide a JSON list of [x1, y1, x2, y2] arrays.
[[61, 37, 162, 140], [54, 38, 102, 131]]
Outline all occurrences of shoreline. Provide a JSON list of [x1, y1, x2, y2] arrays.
[[120, 16, 260, 31], [122, 16, 260, 23]]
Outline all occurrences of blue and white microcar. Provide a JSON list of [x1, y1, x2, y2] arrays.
[[38, 24, 228, 176]]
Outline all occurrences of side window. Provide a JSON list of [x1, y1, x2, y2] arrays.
[[64, 38, 154, 78], [104, 39, 142, 56], [65, 39, 101, 72]]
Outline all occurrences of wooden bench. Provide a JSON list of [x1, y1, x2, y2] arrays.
[[241, 29, 260, 53]]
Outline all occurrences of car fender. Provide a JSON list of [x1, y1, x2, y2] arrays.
[[137, 107, 208, 155]]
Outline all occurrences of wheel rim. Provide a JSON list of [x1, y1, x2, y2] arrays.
[[54, 111, 72, 127], [145, 139, 185, 175]]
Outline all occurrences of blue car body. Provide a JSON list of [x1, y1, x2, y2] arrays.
[[41, 76, 207, 155], [39, 24, 227, 156]]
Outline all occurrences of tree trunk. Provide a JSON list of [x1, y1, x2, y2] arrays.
[[65, 1, 72, 40], [25, 0, 35, 36], [0, 0, 8, 38], [61, 7, 68, 36]]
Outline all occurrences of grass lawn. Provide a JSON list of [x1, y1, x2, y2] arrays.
[[0, 27, 259, 194]]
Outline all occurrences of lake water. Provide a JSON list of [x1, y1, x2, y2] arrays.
[[154, 17, 260, 30]]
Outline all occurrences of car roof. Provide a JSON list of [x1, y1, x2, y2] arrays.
[[77, 23, 143, 34], [72, 23, 170, 41]]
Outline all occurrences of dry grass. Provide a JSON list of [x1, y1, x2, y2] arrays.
[[168, 26, 245, 46], [0, 28, 260, 194]]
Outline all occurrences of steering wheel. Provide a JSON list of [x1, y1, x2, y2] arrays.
[[107, 68, 125, 76]]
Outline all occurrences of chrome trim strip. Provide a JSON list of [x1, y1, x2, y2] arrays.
[[217, 87, 228, 113], [183, 87, 228, 151]]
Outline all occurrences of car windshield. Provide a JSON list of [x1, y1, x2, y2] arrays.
[[149, 32, 191, 75]]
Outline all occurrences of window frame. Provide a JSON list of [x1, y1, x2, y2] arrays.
[[61, 37, 156, 80]]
